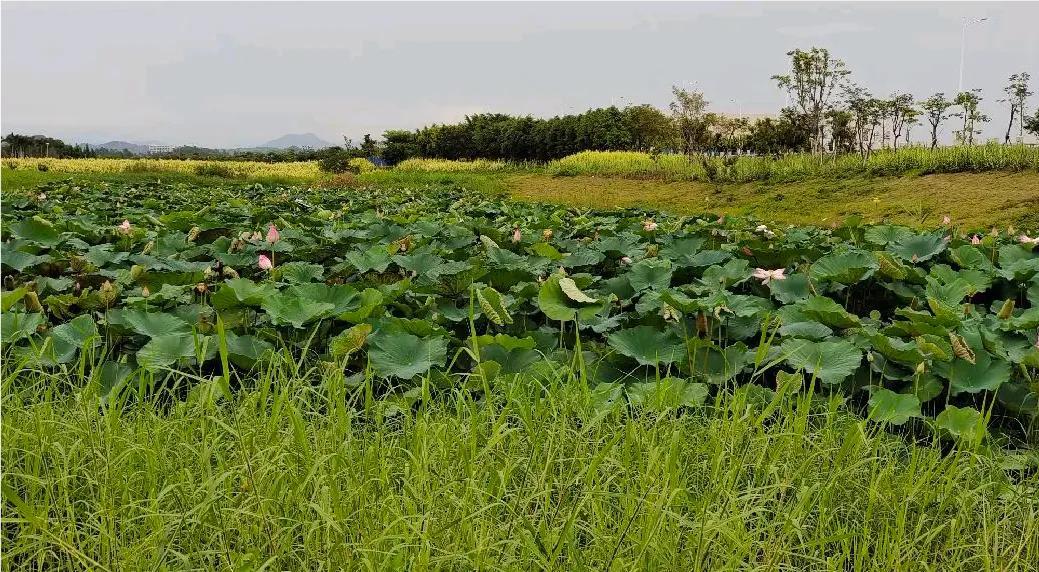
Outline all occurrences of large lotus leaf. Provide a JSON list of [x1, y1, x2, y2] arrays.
[[286, 283, 360, 315], [0, 244, 50, 272], [781, 338, 862, 384], [274, 261, 325, 283], [685, 339, 749, 384], [212, 278, 278, 308], [607, 326, 684, 366], [480, 338, 542, 374], [889, 234, 947, 263], [558, 277, 597, 303], [1, 312, 46, 344], [1007, 308, 1039, 330], [8, 218, 62, 247], [949, 245, 994, 272], [537, 274, 599, 322], [941, 349, 1011, 396], [261, 292, 335, 328], [626, 377, 709, 411], [810, 251, 878, 284], [338, 288, 384, 323], [47, 314, 100, 363], [108, 309, 192, 338], [329, 323, 373, 358], [225, 331, 275, 368], [869, 334, 924, 367], [687, 250, 731, 268], [778, 321, 833, 340], [769, 273, 811, 304], [867, 388, 921, 425], [997, 382, 1039, 417], [97, 361, 135, 404], [137, 335, 198, 370], [345, 244, 393, 273], [530, 242, 564, 261], [924, 277, 973, 306], [559, 249, 604, 268], [628, 259, 673, 292], [1, 288, 27, 312], [928, 265, 991, 295], [700, 259, 750, 290], [997, 245, 1039, 281], [935, 405, 986, 444], [800, 296, 860, 329], [83, 244, 130, 268], [864, 225, 913, 246], [368, 331, 448, 379]]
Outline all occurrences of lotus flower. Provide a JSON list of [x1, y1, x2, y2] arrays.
[[37, 193, 47, 200], [1019, 234, 1039, 245], [643, 219, 658, 232], [971, 235, 981, 245], [716, 215, 726, 224], [752, 268, 786, 285], [620, 256, 632, 265], [266, 223, 280, 243], [512, 227, 521, 243], [118, 219, 132, 234], [258, 254, 273, 271], [942, 215, 951, 225]]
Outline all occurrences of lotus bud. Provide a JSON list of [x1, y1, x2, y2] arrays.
[[223, 266, 240, 279], [942, 215, 951, 225], [118, 220, 132, 234], [239, 231, 252, 241], [542, 228, 553, 241], [915, 361, 926, 375], [266, 224, 280, 244], [130, 264, 145, 281], [997, 299, 1015, 320], [620, 256, 632, 265], [251, 231, 263, 242], [187, 226, 201, 242], [866, 351, 874, 363], [24, 291, 43, 312], [141, 286, 150, 297], [512, 227, 522, 243]]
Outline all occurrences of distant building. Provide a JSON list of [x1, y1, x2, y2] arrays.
[[148, 144, 173, 155]]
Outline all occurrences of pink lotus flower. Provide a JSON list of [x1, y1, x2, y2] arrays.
[[512, 227, 521, 243], [942, 215, 951, 225], [258, 254, 273, 271], [266, 224, 280, 243], [643, 219, 658, 232], [752, 268, 786, 285], [118, 220, 132, 234], [1019, 234, 1039, 245], [971, 235, 981, 245]]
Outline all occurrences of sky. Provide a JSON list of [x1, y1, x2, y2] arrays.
[[2, 1, 1037, 148]]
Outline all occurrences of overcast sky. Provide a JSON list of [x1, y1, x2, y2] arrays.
[[2, 2, 1037, 147]]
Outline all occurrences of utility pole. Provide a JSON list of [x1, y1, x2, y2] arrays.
[[958, 17, 988, 93]]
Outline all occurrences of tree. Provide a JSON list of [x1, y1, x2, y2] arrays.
[[1023, 109, 1039, 138], [772, 47, 851, 155], [886, 93, 916, 151], [622, 104, 676, 151], [952, 89, 989, 145], [921, 93, 954, 149], [999, 72, 1032, 144], [669, 87, 712, 154], [845, 86, 882, 161]]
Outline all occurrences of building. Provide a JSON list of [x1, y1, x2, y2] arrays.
[[147, 144, 173, 155]]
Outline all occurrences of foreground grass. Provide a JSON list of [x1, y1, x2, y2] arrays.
[[3, 363, 1037, 570]]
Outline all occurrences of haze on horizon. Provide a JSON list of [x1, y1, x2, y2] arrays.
[[2, 1, 1037, 148]]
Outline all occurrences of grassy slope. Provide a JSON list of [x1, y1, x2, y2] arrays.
[[5, 166, 1036, 229], [3, 370, 1036, 570], [506, 171, 1039, 229]]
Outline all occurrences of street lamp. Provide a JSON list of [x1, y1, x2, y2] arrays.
[[958, 16, 988, 93]]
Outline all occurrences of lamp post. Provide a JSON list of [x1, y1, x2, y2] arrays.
[[958, 17, 988, 93]]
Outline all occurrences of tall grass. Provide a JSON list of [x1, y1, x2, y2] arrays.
[[3, 354, 1037, 570], [2, 157, 323, 182], [394, 157, 513, 173], [546, 144, 1039, 183]]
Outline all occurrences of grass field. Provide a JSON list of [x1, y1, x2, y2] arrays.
[[4, 362, 1037, 570]]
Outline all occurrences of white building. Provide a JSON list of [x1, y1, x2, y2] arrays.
[[148, 144, 173, 155]]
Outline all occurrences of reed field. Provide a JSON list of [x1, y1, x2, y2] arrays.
[[393, 157, 513, 173], [2, 157, 323, 182]]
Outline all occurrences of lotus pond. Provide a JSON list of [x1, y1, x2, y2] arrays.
[[2, 179, 1038, 441]]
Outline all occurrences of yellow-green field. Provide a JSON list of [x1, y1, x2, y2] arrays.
[[3, 156, 1038, 229]]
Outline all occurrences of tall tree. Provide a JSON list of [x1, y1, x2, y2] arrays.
[[887, 93, 916, 151], [772, 47, 851, 155], [669, 87, 712, 154], [622, 104, 675, 151], [1024, 109, 1039, 138], [952, 89, 989, 146], [921, 93, 954, 149], [999, 72, 1032, 144], [845, 86, 882, 161]]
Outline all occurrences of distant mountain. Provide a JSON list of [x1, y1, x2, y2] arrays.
[[94, 141, 151, 154], [256, 133, 335, 149]]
